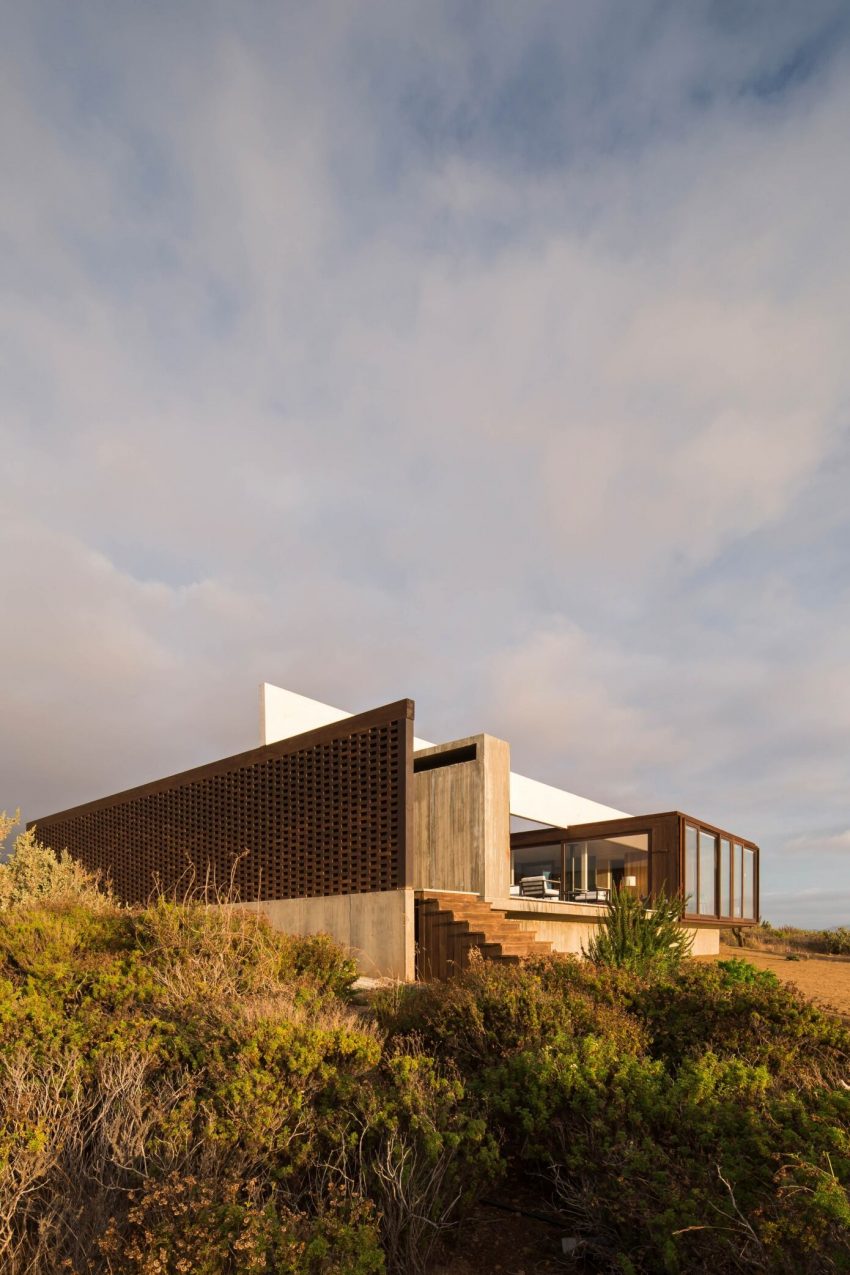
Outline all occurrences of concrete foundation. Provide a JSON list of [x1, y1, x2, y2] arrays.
[[496, 897, 719, 959], [249, 889, 415, 981]]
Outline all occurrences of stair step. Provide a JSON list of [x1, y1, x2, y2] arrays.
[[415, 891, 555, 980]]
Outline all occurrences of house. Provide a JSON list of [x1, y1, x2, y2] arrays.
[[30, 684, 760, 980]]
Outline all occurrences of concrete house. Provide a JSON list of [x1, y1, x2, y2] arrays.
[[32, 685, 760, 980]]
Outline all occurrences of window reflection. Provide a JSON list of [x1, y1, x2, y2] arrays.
[[719, 838, 731, 917], [743, 847, 755, 919], [511, 842, 560, 896], [685, 825, 698, 912], [684, 828, 756, 922], [698, 829, 717, 915], [565, 834, 648, 902]]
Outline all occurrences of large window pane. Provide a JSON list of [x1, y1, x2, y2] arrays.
[[565, 834, 648, 902], [719, 838, 731, 916], [743, 848, 755, 920], [512, 842, 561, 893], [698, 829, 717, 916], [734, 844, 743, 918], [685, 825, 698, 912]]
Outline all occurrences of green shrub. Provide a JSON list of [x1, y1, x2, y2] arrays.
[[94, 1172, 385, 1274], [378, 954, 643, 1074], [544, 1049, 850, 1272], [0, 813, 111, 911], [357, 1044, 502, 1274], [738, 921, 850, 957], [378, 954, 850, 1272], [716, 955, 779, 987], [1, 860, 849, 1274], [0, 898, 380, 1273], [583, 886, 694, 976], [630, 960, 850, 1090]]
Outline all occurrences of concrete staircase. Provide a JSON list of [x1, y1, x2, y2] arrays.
[[415, 890, 552, 980]]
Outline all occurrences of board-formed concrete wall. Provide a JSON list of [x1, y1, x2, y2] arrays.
[[412, 734, 510, 901], [247, 888, 415, 981]]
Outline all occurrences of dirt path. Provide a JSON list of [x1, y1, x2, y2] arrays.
[[719, 944, 850, 1021]]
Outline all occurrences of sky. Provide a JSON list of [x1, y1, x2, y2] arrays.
[[2, 1, 850, 927]]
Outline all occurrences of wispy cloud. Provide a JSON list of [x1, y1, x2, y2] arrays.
[[780, 830, 850, 856]]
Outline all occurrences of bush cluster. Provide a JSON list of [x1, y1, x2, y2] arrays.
[[0, 896, 500, 1275], [386, 956, 850, 1272], [1, 828, 848, 1273]]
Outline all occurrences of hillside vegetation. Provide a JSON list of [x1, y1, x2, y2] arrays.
[[1, 818, 848, 1274], [731, 919, 850, 958]]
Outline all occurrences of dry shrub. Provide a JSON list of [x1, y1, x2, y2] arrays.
[[127, 897, 358, 1008]]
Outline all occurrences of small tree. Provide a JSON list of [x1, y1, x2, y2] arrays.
[[583, 886, 693, 976]]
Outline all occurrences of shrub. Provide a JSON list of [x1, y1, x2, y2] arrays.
[[357, 1044, 501, 1274], [716, 955, 779, 987], [127, 900, 359, 1006], [1, 844, 848, 1274], [0, 898, 377, 1273], [583, 886, 694, 976], [377, 954, 643, 1074], [378, 954, 850, 1272], [94, 1171, 386, 1274], [0, 813, 111, 911], [545, 1050, 850, 1272], [736, 921, 850, 957], [631, 960, 850, 1090]]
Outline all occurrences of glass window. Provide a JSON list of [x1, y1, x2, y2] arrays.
[[512, 842, 561, 889], [564, 845, 582, 894], [698, 829, 717, 916], [734, 844, 744, 918], [719, 838, 731, 917], [685, 825, 698, 912], [565, 834, 648, 901], [743, 848, 755, 920]]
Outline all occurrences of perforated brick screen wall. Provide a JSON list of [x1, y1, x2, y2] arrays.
[[31, 701, 413, 905]]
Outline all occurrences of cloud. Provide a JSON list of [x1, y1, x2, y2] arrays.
[[761, 888, 850, 930], [2, 2, 850, 925], [780, 830, 850, 856]]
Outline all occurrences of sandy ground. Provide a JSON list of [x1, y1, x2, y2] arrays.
[[718, 943, 850, 1022]]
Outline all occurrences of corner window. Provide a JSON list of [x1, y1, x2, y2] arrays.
[[685, 825, 698, 911], [684, 823, 757, 922], [719, 838, 731, 917], [743, 847, 755, 920], [734, 843, 744, 918], [698, 829, 717, 915]]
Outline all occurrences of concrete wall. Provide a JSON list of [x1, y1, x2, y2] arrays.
[[246, 889, 415, 981], [413, 734, 511, 901], [498, 897, 719, 958], [688, 926, 720, 956]]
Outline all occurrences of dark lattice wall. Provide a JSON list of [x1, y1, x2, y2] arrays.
[[32, 701, 413, 905]]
